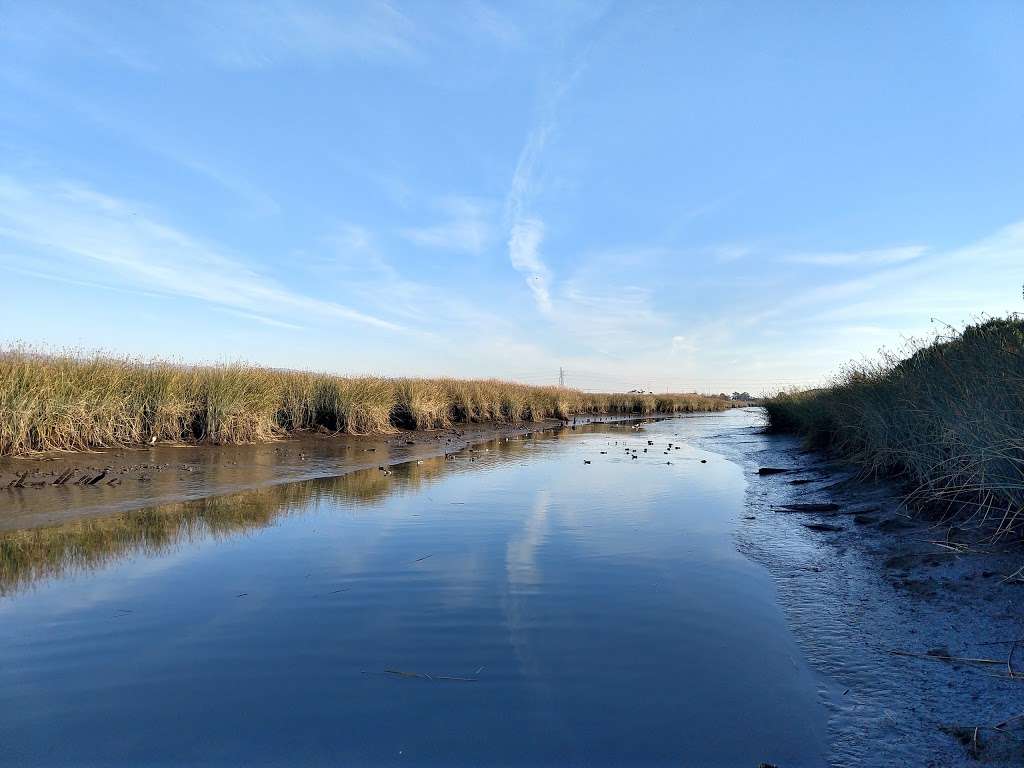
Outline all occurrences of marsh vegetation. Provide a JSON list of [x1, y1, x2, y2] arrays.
[[0, 348, 728, 455], [764, 316, 1024, 538]]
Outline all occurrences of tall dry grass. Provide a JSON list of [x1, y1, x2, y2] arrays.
[[763, 316, 1024, 538], [0, 347, 728, 455]]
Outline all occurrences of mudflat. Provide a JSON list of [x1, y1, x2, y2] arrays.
[[0, 417, 612, 532]]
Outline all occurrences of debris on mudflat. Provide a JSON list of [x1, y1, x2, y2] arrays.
[[757, 467, 791, 476], [52, 468, 75, 486], [86, 470, 108, 485]]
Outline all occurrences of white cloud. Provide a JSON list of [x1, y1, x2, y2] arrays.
[[216, 308, 305, 330], [556, 284, 670, 358], [330, 223, 374, 253], [191, 0, 421, 70], [503, 68, 580, 315], [713, 244, 753, 263], [0, 177, 405, 332], [0, 72, 281, 216], [0, 0, 422, 70], [671, 335, 698, 354], [401, 196, 492, 255], [507, 219, 552, 313], [462, 1, 521, 47], [781, 245, 927, 266], [309, 220, 510, 334]]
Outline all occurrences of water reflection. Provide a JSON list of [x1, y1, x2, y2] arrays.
[[0, 412, 828, 767], [0, 426, 583, 595]]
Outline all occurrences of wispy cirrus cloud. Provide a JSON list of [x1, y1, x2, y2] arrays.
[[188, 0, 421, 70], [506, 116, 553, 313], [401, 196, 492, 255], [461, 0, 521, 47], [736, 223, 1023, 341], [1, 70, 280, 216], [556, 283, 669, 356], [504, 59, 588, 316], [781, 244, 927, 266], [0, 0, 423, 71], [314, 220, 511, 334], [0, 177, 404, 332], [508, 218, 552, 313]]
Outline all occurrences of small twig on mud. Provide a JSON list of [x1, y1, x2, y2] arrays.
[[1008, 637, 1021, 679], [925, 540, 977, 553], [385, 669, 432, 680], [384, 669, 477, 682], [995, 712, 1024, 729], [1001, 566, 1024, 584]]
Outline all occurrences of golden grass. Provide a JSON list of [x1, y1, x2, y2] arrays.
[[0, 346, 729, 455], [763, 316, 1024, 538]]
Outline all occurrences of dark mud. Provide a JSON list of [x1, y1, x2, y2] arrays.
[[702, 410, 1024, 767]]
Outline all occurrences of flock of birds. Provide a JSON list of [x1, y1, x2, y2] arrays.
[[367, 422, 714, 480], [583, 437, 708, 467]]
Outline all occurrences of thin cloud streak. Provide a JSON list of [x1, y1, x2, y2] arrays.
[[190, 0, 421, 70], [507, 218, 552, 313], [781, 245, 927, 266], [505, 114, 555, 315], [0, 177, 405, 333], [2, 71, 280, 216], [504, 57, 589, 316], [401, 196, 492, 255]]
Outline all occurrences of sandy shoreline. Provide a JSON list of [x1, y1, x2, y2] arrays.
[[0, 414, 642, 533]]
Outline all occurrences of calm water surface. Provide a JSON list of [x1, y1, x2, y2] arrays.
[[0, 412, 826, 766]]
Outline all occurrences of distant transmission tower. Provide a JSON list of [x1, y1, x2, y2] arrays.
[[558, 367, 565, 388]]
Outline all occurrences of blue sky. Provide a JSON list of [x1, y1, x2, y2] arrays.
[[1, 1, 1022, 393]]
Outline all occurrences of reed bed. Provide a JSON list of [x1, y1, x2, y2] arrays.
[[763, 316, 1024, 538], [0, 347, 728, 455]]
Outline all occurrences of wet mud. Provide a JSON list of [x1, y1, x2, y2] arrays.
[[0, 417, 615, 532], [702, 411, 1024, 767]]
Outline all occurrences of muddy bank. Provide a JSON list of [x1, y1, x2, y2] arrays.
[[702, 411, 1024, 767], [0, 415, 632, 533]]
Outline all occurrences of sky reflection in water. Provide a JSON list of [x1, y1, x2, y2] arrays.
[[0, 412, 825, 767]]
